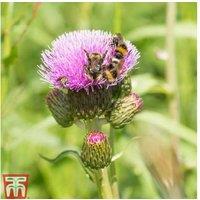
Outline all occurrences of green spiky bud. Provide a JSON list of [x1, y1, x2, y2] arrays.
[[46, 89, 74, 127], [81, 131, 111, 170], [112, 76, 132, 99], [108, 92, 143, 129], [120, 76, 132, 96]]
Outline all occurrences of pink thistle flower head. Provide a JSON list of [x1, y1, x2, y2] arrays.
[[87, 131, 107, 144], [38, 30, 140, 92]]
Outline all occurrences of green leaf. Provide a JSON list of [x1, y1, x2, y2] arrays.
[[134, 110, 196, 145], [112, 136, 140, 162], [111, 151, 123, 162], [39, 149, 95, 182], [126, 22, 197, 41], [2, 86, 26, 117], [131, 74, 171, 95], [117, 137, 159, 198], [39, 149, 81, 163], [3, 46, 18, 67]]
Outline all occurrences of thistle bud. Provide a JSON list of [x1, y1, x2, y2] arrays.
[[108, 92, 143, 128], [68, 88, 113, 120], [46, 89, 74, 127], [112, 76, 132, 99], [81, 131, 111, 170], [120, 76, 132, 97]]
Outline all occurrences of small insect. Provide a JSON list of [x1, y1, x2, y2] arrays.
[[103, 33, 128, 83], [103, 68, 118, 83], [103, 57, 124, 83], [111, 33, 128, 59], [56, 76, 68, 87], [84, 49, 107, 80]]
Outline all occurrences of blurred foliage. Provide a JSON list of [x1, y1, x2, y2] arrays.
[[1, 2, 197, 199]]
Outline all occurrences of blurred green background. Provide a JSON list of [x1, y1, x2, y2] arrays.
[[1, 2, 197, 199]]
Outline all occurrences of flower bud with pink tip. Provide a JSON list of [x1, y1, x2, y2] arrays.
[[81, 131, 111, 170], [108, 92, 143, 128]]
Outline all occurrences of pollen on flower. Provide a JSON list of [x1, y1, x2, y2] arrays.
[[87, 132, 107, 144], [38, 30, 140, 92]]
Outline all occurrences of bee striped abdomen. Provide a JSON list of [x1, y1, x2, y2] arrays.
[[116, 46, 128, 57], [103, 68, 118, 83]]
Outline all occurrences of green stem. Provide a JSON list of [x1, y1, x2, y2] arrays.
[[101, 168, 114, 198], [3, 2, 14, 58], [166, 4, 182, 198], [109, 126, 120, 198], [113, 3, 122, 33], [94, 169, 113, 199], [94, 170, 103, 198], [78, 2, 92, 29], [166, 2, 179, 121]]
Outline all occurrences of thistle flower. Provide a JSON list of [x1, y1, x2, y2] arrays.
[[81, 131, 111, 170], [38, 30, 140, 92]]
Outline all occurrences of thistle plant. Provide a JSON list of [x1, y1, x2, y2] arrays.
[[38, 30, 143, 198]]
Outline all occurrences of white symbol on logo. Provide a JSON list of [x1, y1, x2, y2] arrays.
[[5, 177, 27, 197]]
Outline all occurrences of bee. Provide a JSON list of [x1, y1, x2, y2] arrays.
[[84, 49, 107, 80], [111, 33, 123, 47], [103, 57, 124, 83], [103, 68, 118, 83], [111, 33, 128, 60], [103, 33, 128, 83]]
